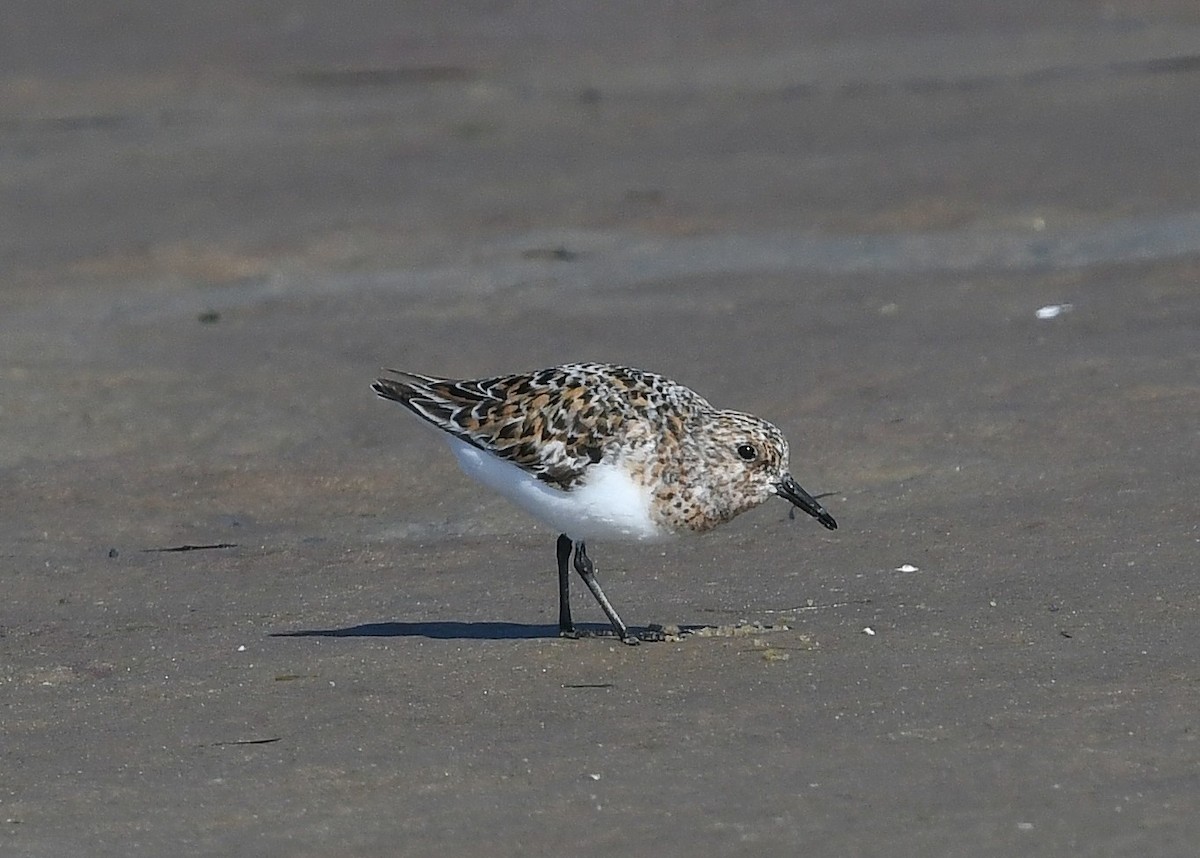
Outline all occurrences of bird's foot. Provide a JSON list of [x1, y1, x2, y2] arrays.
[[557, 626, 667, 644]]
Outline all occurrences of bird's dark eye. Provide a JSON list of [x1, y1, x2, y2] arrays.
[[736, 443, 758, 462]]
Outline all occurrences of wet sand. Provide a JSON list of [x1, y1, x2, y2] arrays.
[[3, 4, 1200, 856]]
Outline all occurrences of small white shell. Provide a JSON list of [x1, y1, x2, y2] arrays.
[[1035, 303, 1073, 320]]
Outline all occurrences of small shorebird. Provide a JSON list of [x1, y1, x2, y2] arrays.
[[373, 363, 837, 644]]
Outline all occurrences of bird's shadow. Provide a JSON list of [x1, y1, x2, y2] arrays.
[[270, 620, 712, 641], [272, 621, 615, 641]]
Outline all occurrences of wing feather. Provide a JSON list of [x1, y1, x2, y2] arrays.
[[373, 366, 649, 487]]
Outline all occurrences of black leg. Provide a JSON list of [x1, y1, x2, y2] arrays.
[[556, 534, 577, 638], [572, 541, 638, 645]]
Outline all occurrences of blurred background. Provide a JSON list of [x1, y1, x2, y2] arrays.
[[2, 3, 1199, 856]]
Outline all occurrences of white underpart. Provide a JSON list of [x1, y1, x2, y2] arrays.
[[445, 436, 665, 542]]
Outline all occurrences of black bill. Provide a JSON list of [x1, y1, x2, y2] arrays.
[[775, 474, 838, 530]]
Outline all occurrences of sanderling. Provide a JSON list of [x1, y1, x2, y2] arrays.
[[372, 362, 837, 645]]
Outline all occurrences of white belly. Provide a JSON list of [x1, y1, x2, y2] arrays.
[[446, 437, 666, 542]]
